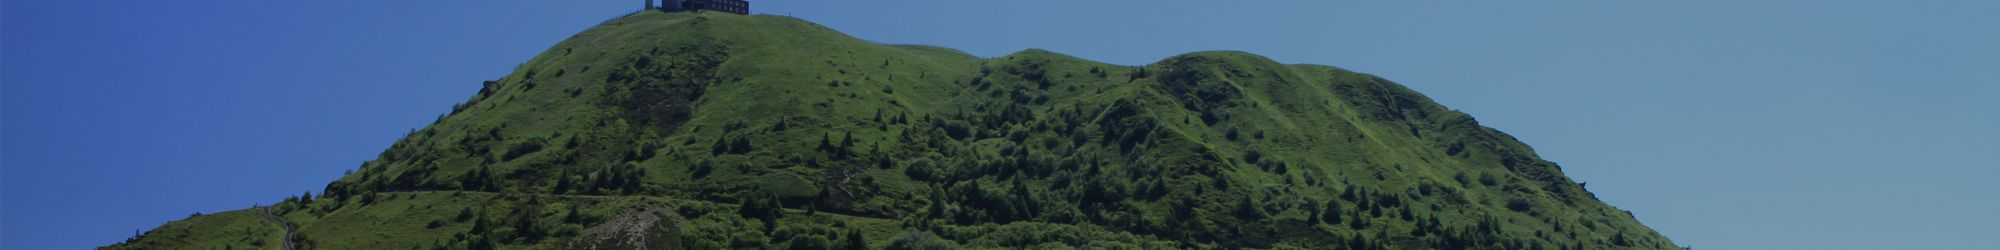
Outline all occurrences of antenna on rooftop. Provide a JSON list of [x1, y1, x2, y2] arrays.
[[644, 0, 750, 15]]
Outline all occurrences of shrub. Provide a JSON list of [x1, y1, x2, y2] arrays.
[[1233, 197, 1264, 220], [500, 139, 546, 161], [885, 231, 958, 250], [903, 158, 938, 182], [692, 159, 717, 179], [455, 207, 475, 222], [1507, 198, 1533, 212], [842, 228, 867, 250], [1243, 149, 1263, 164], [787, 234, 831, 250], [731, 136, 753, 154]]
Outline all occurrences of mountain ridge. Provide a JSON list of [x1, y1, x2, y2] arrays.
[[107, 11, 1675, 249]]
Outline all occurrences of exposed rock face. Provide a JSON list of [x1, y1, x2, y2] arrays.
[[568, 206, 682, 250]]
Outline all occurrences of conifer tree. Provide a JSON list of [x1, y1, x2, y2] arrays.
[[820, 132, 834, 152], [842, 228, 867, 250], [1307, 200, 1324, 225], [1323, 202, 1343, 225]]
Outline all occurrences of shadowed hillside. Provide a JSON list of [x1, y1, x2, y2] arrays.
[[107, 11, 1675, 249]]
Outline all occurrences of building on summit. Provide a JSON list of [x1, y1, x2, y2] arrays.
[[646, 0, 749, 15]]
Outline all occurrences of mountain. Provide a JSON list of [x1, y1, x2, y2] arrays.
[[106, 11, 1676, 249]]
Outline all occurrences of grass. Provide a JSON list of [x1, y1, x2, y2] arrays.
[[104, 210, 284, 250], [107, 10, 1677, 249]]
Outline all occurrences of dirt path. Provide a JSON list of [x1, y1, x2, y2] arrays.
[[258, 206, 297, 250]]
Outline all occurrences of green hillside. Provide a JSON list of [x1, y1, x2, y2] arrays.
[[107, 11, 1675, 249]]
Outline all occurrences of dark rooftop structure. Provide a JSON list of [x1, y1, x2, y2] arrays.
[[647, 0, 749, 15]]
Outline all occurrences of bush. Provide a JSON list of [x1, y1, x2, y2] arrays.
[[691, 159, 717, 179], [713, 135, 754, 155], [903, 158, 938, 182], [1243, 149, 1263, 164], [1506, 198, 1533, 212], [455, 207, 475, 222], [787, 235, 831, 250], [468, 235, 496, 250], [885, 231, 958, 250], [732, 136, 752, 153], [1233, 197, 1264, 220], [500, 139, 546, 161], [842, 228, 867, 250]]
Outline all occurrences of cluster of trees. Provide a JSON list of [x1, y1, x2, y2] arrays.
[[458, 166, 503, 192], [712, 135, 753, 155], [767, 225, 868, 250], [690, 194, 871, 249], [499, 138, 546, 161], [424, 196, 607, 250], [817, 131, 857, 160], [548, 162, 649, 195]]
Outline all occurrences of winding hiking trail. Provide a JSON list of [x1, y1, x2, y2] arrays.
[[258, 206, 297, 250]]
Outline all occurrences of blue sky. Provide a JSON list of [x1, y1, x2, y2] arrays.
[[4, 1, 1995, 249]]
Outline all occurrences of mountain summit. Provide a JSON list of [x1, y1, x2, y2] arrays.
[[108, 11, 1675, 249]]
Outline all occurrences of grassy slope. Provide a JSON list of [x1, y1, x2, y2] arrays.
[[107, 11, 1675, 249], [102, 210, 284, 250]]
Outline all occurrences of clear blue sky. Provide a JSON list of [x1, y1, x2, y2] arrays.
[[4, 1, 1995, 249]]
